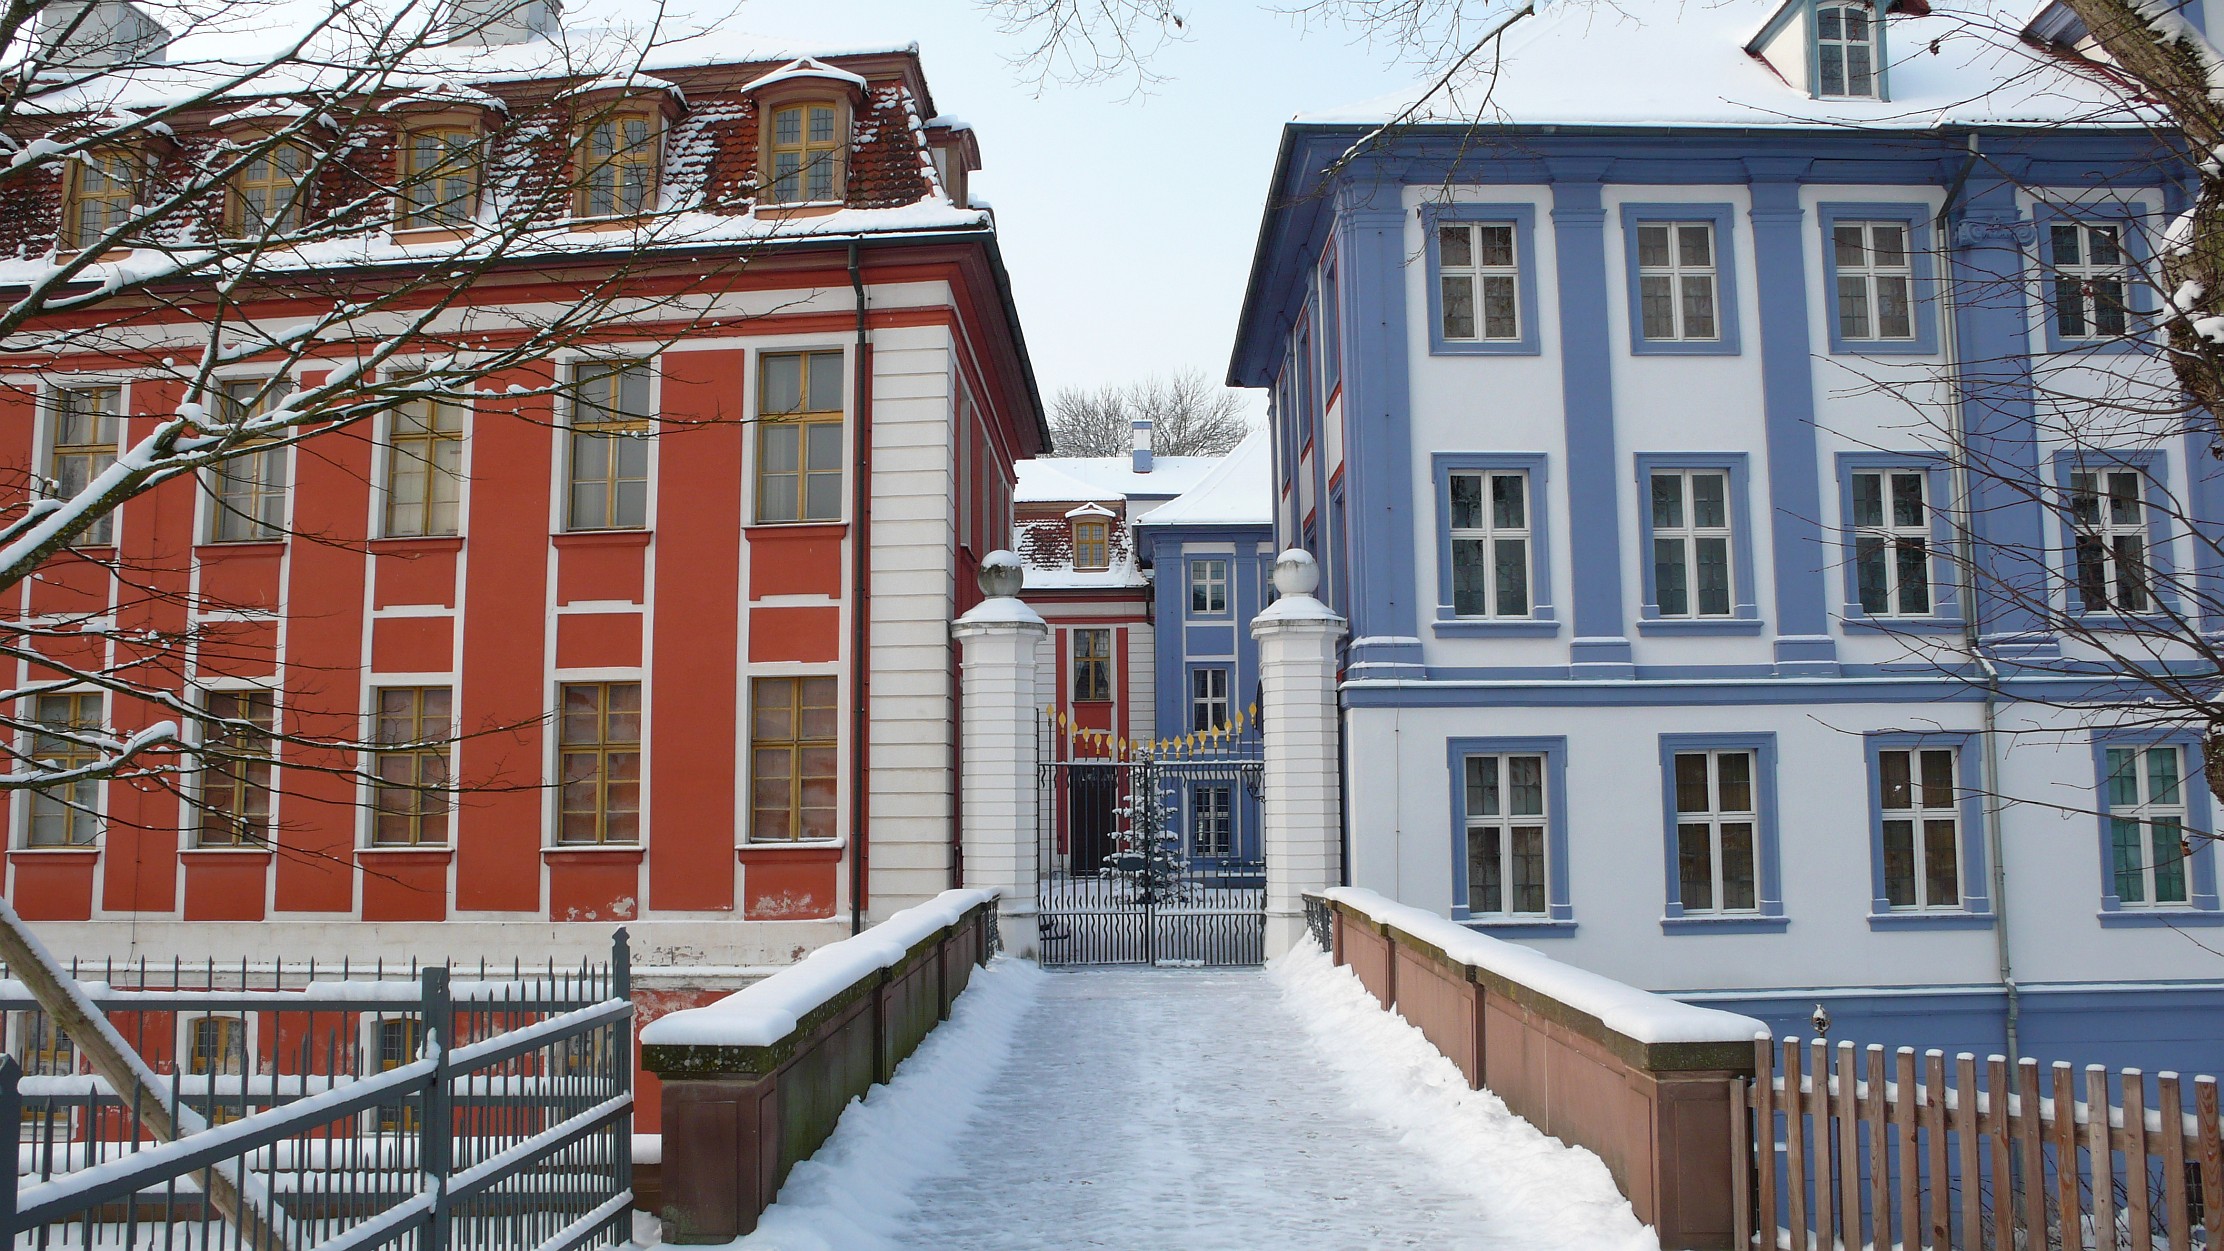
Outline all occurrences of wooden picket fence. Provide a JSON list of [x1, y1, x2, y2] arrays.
[[1739, 1036, 2224, 1250]]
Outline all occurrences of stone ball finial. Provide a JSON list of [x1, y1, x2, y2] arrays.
[[978, 549, 1025, 599], [1272, 548, 1320, 599]]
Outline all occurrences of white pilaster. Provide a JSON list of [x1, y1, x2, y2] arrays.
[[952, 552, 1048, 958], [1251, 550, 1348, 958]]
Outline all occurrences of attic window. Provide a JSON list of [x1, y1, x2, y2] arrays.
[[228, 143, 308, 236], [62, 150, 138, 251], [575, 111, 659, 218], [1816, 2, 1879, 98], [765, 101, 846, 204], [398, 126, 481, 231], [1073, 518, 1110, 571]]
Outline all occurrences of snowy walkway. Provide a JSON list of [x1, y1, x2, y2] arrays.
[[732, 948, 1659, 1251]]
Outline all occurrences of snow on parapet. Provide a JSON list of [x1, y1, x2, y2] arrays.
[[1320, 887, 1766, 1046], [640, 889, 998, 1048]]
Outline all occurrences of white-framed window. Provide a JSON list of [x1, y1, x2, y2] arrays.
[[210, 379, 292, 543], [373, 1015, 423, 1133], [10, 1010, 76, 1131], [566, 358, 651, 531], [2104, 744, 2190, 907], [1437, 221, 1520, 342], [1190, 667, 1230, 732], [1189, 558, 1229, 615], [197, 689, 275, 848], [371, 686, 452, 847], [1071, 629, 1112, 702], [383, 390, 465, 538], [2070, 468, 2150, 613], [25, 691, 102, 848], [47, 385, 120, 545], [1635, 222, 1719, 341], [2049, 222, 2130, 341], [1448, 469, 1531, 618], [1851, 469, 1933, 616], [1464, 753, 1548, 916], [183, 1013, 251, 1122], [1878, 747, 1961, 909], [1816, 2, 1879, 98], [1832, 221, 1915, 341], [1191, 784, 1232, 857], [1649, 470, 1734, 618], [1672, 749, 1758, 913]]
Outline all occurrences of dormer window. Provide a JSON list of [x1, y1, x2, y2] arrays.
[[228, 142, 307, 236], [1073, 518, 1110, 571], [575, 111, 659, 219], [61, 150, 137, 251], [767, 102, 844, 204], [1816, 2, 1878, 98], [398, 126, 480, 230]]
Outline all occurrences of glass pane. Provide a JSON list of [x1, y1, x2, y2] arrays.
[[1680, 274, 1716, 339], [1818, 7, 1843, 38], [1851, 473, 1884, 528], [1637, 224, 1671, 269], [2094, 280, 2128, 336], [1895, 540, 1930, 614], [1474, 225, 1515, 267], [1511, 826, 1546, 913], [1480, 276, 1518, 339], [1833, 224, 1866, 268], [2050, 222, 2083, 267], [1654, 538, 1688, 617], [761, 423, 799, 473], [1493, 538, 1528, 617], [2075, 535, 2109, 610], [1691, 473, 1727, 528], [1678, 224, 1712, 267], [2148, 747, 2182, 806], [1923, 819, 1960, 905], [809, 353, 846, 412], [1507, 755, 1544, 817], [761, 354, 803, 415], [2154, 817, 2189, 903], [2054, 277, 2088, 339], [1490, 473, 1525, 529], [1448, 472, 1482, 531], [1876, 277, 1913, 339], [1470, 828, 1502, 914], [1879, 749, 1912, 810], [1837, 275, 1872, 339], [1673, 753, 1710, 814], [1678, 824, 1714, 911], [1440, 276, 1475, 340], [1720, 823, 1756, 910], [1818, 44, 1845, 96], [1890, 473, 1926, 527], [2089, 225, 2122, 267], [1856, 536, 1889, 614], [1717, 752, 1753, 812], [1920, 749, 1955, 808], [2113, 535, 2148, 612], [1695, 537, 1731, 616], [1466, 755, 1500, 818], [2070, 472, 2100, 524], [2108, 472, 2142, 525], [1845, 44, 1873, 95], [2112, 816, 2146, 902], [1883, 819, 1916, 907], [1871, 224, 1907, 268], [2105, 747, 2142, 807], [1641, 274, 1676, 340], [1437, 224, 1471, 269], [1650, 473, 1684, 529], [1451, 539, 1488, 616]]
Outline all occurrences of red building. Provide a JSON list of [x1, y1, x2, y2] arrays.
[[0, 29, 1045, 1126]]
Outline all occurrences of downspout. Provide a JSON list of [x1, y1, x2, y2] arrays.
[[849, 242, 873, 935], [1940, 131, 2021, 1060]]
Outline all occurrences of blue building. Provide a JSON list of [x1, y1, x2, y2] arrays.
[[1229, 0, 2224, 1073]]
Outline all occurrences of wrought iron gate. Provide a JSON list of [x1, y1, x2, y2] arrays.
[[1036, 708, 1266, 966]]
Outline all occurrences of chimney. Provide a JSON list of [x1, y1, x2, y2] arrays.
[[1131, 417, 1152, 474], [33, 0, 168, 76], [442, 0, 561, 45]]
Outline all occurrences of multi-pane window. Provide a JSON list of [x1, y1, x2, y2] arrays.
[[749, 676, 837, 842], [230, 143, 308, 236], [1673, 749, 1758, 913], [63, 151, 137, 250], [1191, 784, 1233, 857], [211, 380, 290, 542], [1635, 222, 1719, 341], [1190, 559, 1229, 615], [375, 1018, 421, 1132], [385, 392, 464, 537], [398, 127, 479, 230], [1816, 2, 1879, 98], [2049, 223, 2130, 341], [1465, 753, 1547, 917], [567, 360, 651, 531], [15, 1011, 74, 1129], [198, 690, 275, 848], [2105, 744, 2190, 907], [1072, 520, 1110, 571], [1650, 470, 1734, 618], [1448, 470, 1531, 618], [2069, 468, 2150, 613], [187, 1016, 247, 1076], [1072, 628, 1112, 702], [49, 386, 119, 545], [767, 102, 844, 204], [26, 692, 102, 848], [372, 687, 451, 847], [557, 682, 641, 845], [1832, 222, 1915, 341], [1878, 747, 1961, 910], [1851, 469, 1932, 616], [576, 113, 658, 218], [756, 350, 844, 524], [1190, 667, 1230, 732], [1437, 222, 1520, 342]]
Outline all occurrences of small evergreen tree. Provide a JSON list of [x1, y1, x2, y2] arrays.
[[1106, 750, 1189, 904]]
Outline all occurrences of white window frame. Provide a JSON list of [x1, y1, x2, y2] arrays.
[[1672, 749, 1760, 915], [1447, 469, 1534, 619], [2105, 743, 2191, 908], [1437, 221, 1521, 343], [1878, 747, 1962, 911], [1650, 469, 1736, 619], [2048, 222, 2131, 342], [1850, 468, 1934, 617], [1634, 221, 1720, 342], [1463, 752, 1550, 918], [205, 377, 294, 544], [1190, 667, 1230, 732], [379, 384, 467, 539], [562, 356, 656, 533], [1815, 2, 1879, 99], [21, 688, 105, 850], [1190, 783, 1233, 857], [1832, 221, 1916, 342], [1189, 558, 1229, 616], [2069, 468, 2151, 614], [43, 382, 122, 546]]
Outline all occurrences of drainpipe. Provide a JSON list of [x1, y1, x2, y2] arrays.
[[848, 242, 873, 936], [1939, 131, 2021, 1060]]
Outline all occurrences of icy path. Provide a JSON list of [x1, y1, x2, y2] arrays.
[[733, 947, 1658, 1251]]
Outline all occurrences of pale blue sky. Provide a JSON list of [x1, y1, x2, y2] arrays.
[[717, 1, 1418, 411]]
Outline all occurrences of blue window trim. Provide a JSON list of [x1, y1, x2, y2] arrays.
[[1430, 451, 1559, 637], [1862, 732, 1995, 931], [2046, 447, 2182, 626], [1816, 201, 1940, 356], [2089, 727, 2223, 926], [1806, 0, 1893, 103], [1618, 203, 1743, 356], [1634, 452, 1763, 636], [1422, 202, 1543, 357], [1447, 735, 1575, 934], [1186, 555, 1234, 621], [1657, 732, 1787, 932], [2028, 200, 2158, 357], [1833, 452, 1964, 633]]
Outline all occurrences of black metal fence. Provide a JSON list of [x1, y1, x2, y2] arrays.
[[1037, 713, 1266, 967], [2, 934, 634, 1251]]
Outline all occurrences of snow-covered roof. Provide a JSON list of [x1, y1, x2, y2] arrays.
[[1013, 455, 1223, 507], [739, 56, 871, 96], [1137, 431, 1271, 529], [1298, 0, 2142, 132]]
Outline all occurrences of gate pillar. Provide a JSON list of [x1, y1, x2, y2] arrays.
[[953, 551, 1047, 958], [1251, 550, 1348, 958]]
